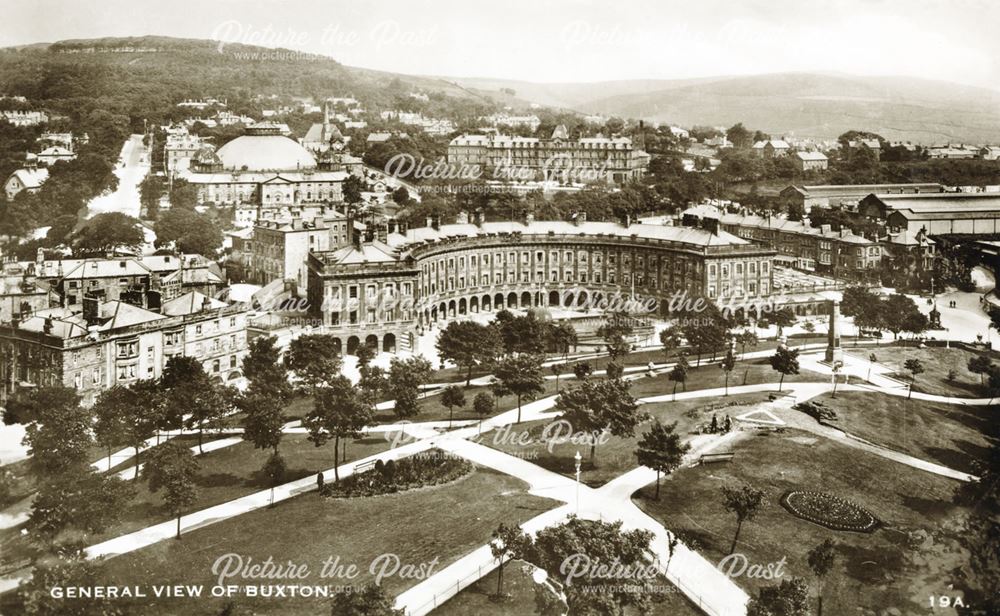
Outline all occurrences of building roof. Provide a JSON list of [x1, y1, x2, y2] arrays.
[[752, 140, 790, 149], [388, 219, 748, 251], [794, 151, 828, 161], [322, 242, 399, 265], [161, 291, 228, 316], [694, 208, 873, 244], [215, 133, 316, 171], [7, 167, 49, 189], [787, 183, 945, 197], [182, 170, 347, 184], [872, 192, 1000, 214]]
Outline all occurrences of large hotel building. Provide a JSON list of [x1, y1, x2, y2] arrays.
[[447, 126, 650, 184]]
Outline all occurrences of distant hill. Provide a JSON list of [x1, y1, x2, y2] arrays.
[[448, 72, 1000, 143], [0, 36, 515, 127], [4, 37, 1000, 144]]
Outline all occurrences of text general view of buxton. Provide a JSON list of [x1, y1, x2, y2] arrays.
[[0, 1, 998, 615]]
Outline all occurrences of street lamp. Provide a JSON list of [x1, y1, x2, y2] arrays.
[[574, 450, 582, 515]]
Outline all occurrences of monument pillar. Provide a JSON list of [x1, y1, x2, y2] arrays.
[[825, 299, 843, 363]]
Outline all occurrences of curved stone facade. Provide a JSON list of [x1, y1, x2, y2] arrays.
[[306, 220, 777, 355]]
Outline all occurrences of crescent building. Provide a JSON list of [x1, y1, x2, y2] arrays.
[[304, 212, 776, 356]]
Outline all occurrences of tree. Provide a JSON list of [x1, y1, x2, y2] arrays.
[[597, 313, 633, 361], [572, 362, 593, 381], [659, 326, 682, 359], [13, 387, 93, 478], [240, 390, 286, 455], [490, 523, 532, 596], [305, 376, 374, 482], [556, 377, 644, 463], [492, 354, 545, 423], [93, 383, 159, 480], [968, 355, 994, 387], [669, 353, 690, 400], [440, 384, 466, 429], [285, 334, 343, 393], [153, 207, 222, 256], [162, 357, 234, 454], [262, 452, 286, 507], [144, 441, 199, 539], [436, 321, 501, 385], [550, 362, 568, 392], [92, 385, 133, 469], [343, 175, 363, 205], [30, 467, 134, 540], [681, 304, 728, 366], [746, 578, 810, 616], [529, 518, 665, 614], [904, 358, 924, 399], [883, 294, 923, 340], [720, 346, 737, 395], [769, 346, 800, 392], [71, 212, 144, 255], [769, 307, 796, 337], [15, 558, 119, 616], [387, 356, 433, 419], [547, 322, 578, 359], [473, 392, 494, 431], [722, 483, 766, 554], [635, 421, 690, 499], [737, 330, 758, 360], [807, 539, 837, 616], [242, 336, 292, 402], [330, 583, 404, 616]]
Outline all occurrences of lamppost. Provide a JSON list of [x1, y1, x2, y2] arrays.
[[574, 450, 582, 515]]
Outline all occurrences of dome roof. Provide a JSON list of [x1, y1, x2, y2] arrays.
[[216, 134, 316, 171]]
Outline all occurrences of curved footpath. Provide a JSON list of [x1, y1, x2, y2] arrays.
[[0, 344, 993, 614]]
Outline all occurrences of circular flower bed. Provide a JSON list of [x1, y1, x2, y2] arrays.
[[780, 490, 880, 533]]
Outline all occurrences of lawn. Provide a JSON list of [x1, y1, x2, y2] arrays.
[[847, 345, 997, 398], [435, 557, 702, 616], [483, 393, 770, 487], [0, 433, 394, 569], [90, 468, 559, 615], [806, 391, 996, 474], [635, 428, 972, 616], [628, 356, 824, 398]]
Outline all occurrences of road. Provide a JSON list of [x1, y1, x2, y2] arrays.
[[86, 134, 150, 220]]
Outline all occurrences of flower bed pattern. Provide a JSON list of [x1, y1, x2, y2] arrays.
[[321, 450, 472, 498], [779, 490, 880, 533]]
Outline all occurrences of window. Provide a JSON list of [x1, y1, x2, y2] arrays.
[[708, 264, 717, 277], [196, 324, 203, 335], [212, 359, 221, 373], [230, 355, 237, 368]]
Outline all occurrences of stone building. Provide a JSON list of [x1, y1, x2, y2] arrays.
[[0, 292, 248, 405], [179, 123, 349, 225], [305, 214, 775, 356], [447, 126, 650, 184]]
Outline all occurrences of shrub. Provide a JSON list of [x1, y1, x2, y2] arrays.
[[321, 450, 471, 498]]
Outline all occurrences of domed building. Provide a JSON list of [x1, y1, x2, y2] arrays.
[[182, 123, 352, 226]]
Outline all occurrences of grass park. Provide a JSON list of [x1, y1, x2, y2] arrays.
[[805, 391, 997, 475], [93, 468, 558, 615], [635, 428, 972, 616]]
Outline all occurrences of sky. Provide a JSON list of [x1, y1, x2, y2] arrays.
[[2, 0, 998, 89]]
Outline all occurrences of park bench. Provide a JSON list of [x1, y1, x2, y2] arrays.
[[354, 459, 378, 474], [699, 452, 735, 465]]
